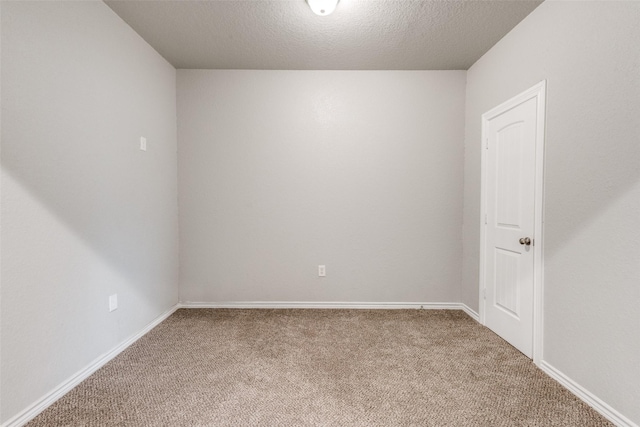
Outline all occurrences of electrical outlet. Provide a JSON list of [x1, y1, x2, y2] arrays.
[[109, 294, 118, 312], [140, 136, 147, 151], [318, 265, 326, 277]]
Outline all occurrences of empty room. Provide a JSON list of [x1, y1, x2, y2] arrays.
[[1, 0, 638, 426]]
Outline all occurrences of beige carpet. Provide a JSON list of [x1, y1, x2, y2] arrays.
[[28, 309, 611, 426]]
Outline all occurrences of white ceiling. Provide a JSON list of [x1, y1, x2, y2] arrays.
[[105, 0, 543, 70]]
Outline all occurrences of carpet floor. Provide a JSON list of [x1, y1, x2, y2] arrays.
[[28, 309, 611, 426]]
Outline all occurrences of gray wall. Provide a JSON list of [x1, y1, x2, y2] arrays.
[[4, 1, 638, 424], [178, 70, 466, 304], [462, 1, 640, 423], [1, 2, 179, 422]]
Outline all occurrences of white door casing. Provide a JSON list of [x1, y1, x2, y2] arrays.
[[480, 81, 546, 363]]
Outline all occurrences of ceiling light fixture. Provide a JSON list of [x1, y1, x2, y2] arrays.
[[306, 0, 339, 16]]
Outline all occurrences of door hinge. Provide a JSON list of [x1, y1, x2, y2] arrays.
[[485, 138, 489, 149], [483, 289, 486, 300], [484, 214, 487, 225]]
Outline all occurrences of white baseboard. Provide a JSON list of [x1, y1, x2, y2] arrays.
[[179, 301, 471, 311], [2, 304, 180, 427], [179, 301, 481, 322], [539, 361, 637, 427], [460, 304, 480, 322]]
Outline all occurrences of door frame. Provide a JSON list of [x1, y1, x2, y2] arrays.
[[479, 80, 547, 365]]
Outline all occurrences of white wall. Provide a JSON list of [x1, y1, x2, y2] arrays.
[[1, 2, 179, 423], [178, 70, 465, 304], [462, 1, 640, 424]]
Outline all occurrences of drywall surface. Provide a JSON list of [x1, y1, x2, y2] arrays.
[[178, 70, 465, 304], [1, 2, 178, 422], [104, 0, 542, 70], [463, 1, 640, 423]]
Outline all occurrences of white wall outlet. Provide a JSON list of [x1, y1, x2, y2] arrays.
[[140, 136, 147, 151], [109, 294, 118, 312], [318, 265, 326, 277]]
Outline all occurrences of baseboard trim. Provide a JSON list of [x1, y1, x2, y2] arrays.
[[539, 361, 637, 427], [179, 301, 469, 311], [460, 304, 480, 322], [2, 304, 180, 427]]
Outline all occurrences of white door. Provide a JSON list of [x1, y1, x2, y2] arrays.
[[482, 83, 545, 359]]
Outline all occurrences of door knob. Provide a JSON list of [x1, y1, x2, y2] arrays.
[[519, 237, 532, 246]]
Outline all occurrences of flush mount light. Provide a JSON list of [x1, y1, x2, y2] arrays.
[[306, 0, 339, 16]]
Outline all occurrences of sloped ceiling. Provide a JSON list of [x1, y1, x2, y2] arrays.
[[105, 0, 542, 70]]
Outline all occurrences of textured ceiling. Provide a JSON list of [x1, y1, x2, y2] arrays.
[[104, 0, 543, 70]]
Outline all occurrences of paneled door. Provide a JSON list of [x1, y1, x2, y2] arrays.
[[481, 82, 545, 359]]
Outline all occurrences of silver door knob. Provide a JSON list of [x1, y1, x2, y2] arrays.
[[519, 237, 531, 246]]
